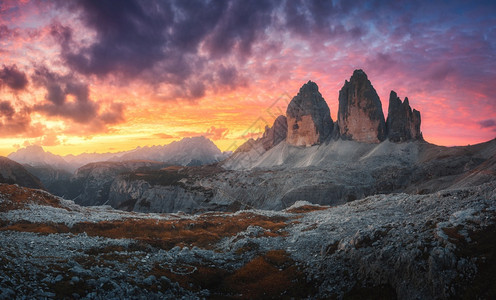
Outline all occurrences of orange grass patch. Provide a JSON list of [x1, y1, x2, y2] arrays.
[[0, 221, 70, 234], [148, 262, 230, 293], [442, 226, 466, 243], [286, 204, 329, 214], [71, 213, 288, 250], [147, 249, 314, 298], [0, 184, 64, 212], [224, 250, 314, 298], [0, 212, 289, 250]]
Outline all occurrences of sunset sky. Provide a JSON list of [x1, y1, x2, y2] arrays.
[[0, 0, 495, 156]]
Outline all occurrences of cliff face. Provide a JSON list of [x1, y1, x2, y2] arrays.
[[108, 177, 211, 213], [72, 160, 166, 206], [286, 81, 333, 146], [386, 91, 422, 142], [337, 70, 386, 143]]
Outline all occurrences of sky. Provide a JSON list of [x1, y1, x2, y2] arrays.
[[0, 0, 495, 156]]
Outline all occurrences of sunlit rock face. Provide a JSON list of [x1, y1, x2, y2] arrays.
[[286, 81, 333, 146], [337, 70, 386, 143], [386, 91, 423, 142]]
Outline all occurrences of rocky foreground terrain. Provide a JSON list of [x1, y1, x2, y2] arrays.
[[0, 180, 495, 299]]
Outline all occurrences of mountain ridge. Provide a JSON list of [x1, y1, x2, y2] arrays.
[[0, 157, 44, 190], [8, 136, 229, 173], [234, 69, 424, 159]]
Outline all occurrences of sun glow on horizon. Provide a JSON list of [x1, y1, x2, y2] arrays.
[[0, 0, 495, 157]]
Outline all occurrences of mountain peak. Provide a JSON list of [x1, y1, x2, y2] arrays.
[[352, 69, 367, 77], [337, 70, 386, 143], [386, 90, 422, 142], [286, 81, 333, 146], [24, 144, 45, 153], [301, 80, 318, 91]]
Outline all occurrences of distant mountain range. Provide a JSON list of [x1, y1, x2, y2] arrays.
[[8, 136, 231, 173]]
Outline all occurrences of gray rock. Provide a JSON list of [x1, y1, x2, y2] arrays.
[[235, 115, 288, 154], [386, 90, 422, 142], [72, 161, 165, 206], [337, 69, 386, 143], [143, 275, 156, 286], [261, 115, 288, 150], [0, 288, 15, 298], [286, 81, 333, 146]]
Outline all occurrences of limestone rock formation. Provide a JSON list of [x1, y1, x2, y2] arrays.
[[337, 70, 386, 143], [234, 115, 287, 154], [261, 115, 288, 150], [286, 81, 333, 146], [386, 91, 422, 142]]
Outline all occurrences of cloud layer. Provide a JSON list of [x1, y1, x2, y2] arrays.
[[0, 0, 495, 153]]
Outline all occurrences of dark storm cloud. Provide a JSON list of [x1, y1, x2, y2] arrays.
[[60, 0, 173, 76], [216, 64, 245, 89], [32, 67, 98, 123], [57, 0, 269, 98], [61, 0, 276, 77], [203, 0, 276, 57], [0, 101, 15, 119], [478, 119, 496, 130], [0, 102, 39, 137], [100, 103, 125, 124], [0, 25, 11, 39], [0, 65, 28, 91], [31, 66, 125, 127], [170, 0, 228, 51], [52, 0, 496, 103]]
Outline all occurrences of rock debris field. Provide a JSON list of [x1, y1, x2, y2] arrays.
[[1, 181, 495, 299]]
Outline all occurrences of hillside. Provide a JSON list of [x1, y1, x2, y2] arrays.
[[0, 157, 44, 190]]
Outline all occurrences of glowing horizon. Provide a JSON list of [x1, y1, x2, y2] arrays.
[[1, 0, 495, 157]]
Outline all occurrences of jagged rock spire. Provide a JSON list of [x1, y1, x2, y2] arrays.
[[337, 70, 386, 143], [286, 80, 333, 146], [386, 91, 422, 142]]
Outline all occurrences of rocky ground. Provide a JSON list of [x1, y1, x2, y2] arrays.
[[1, 181, 495, 299]]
